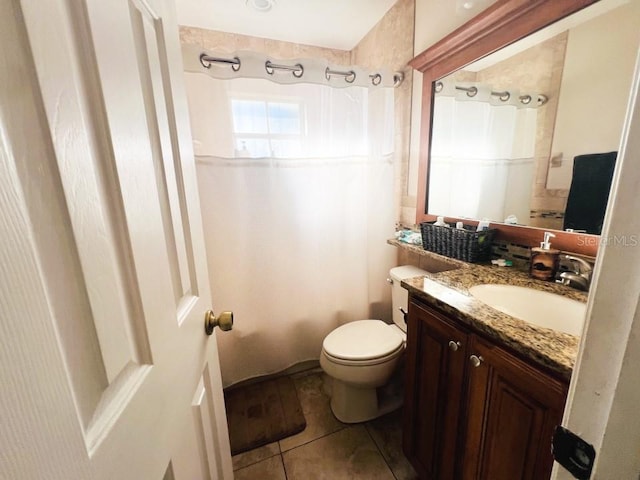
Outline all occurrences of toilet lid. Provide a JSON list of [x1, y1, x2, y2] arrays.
[[323, 320, 403, 361]]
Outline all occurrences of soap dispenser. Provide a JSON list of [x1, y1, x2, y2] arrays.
[[530, 232, 560, 281]]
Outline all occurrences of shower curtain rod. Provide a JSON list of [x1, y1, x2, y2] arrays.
[[434, 80, 548, 106], [199, 53, 404, 88]]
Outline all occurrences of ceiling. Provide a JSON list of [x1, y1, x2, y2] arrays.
[[174, 0, 399, 50]]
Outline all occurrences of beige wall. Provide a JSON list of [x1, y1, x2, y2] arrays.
[[179, 27, 350, 64], [351, 0, 415, 225]]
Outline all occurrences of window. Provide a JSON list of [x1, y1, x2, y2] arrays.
[[230, 98, 304, 158]]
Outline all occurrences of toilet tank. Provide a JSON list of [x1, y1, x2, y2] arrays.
[[389, 265, 428, 332]]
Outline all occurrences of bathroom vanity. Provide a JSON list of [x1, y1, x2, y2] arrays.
[[397, 246, 586, 479]]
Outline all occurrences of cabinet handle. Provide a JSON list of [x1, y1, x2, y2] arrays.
[[469, 355, 484, 367], [448, 340, 462, 352]]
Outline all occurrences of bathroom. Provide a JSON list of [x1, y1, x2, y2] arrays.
[[2, 0, 640, 479], [181, 0, 640, 477]]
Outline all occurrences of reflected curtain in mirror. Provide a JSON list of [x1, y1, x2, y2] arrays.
[[429, 80, 540, 223]]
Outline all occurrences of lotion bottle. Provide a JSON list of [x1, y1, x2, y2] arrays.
[[434, 216, 447, 227], [530, 232, 560, 281]]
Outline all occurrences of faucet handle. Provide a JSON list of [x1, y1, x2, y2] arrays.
[[556, 271, 589, 291], [562, 255, 593, 279]]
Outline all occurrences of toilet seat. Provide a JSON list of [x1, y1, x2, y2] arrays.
[[322, 319, 404, 363], [322, 344, 404, 367]]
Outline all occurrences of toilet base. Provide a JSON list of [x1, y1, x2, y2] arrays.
[[327, 369, 404, 423]]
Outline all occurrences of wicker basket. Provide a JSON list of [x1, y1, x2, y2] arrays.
[[419, 222, 496, 263]]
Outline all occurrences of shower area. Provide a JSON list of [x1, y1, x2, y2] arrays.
[[180, 26, 413, 388]]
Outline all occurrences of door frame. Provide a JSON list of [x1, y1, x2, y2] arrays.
[[552, 43, 640, 478]]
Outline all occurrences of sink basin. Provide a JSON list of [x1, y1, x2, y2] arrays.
[[468, 284, 586, 336]]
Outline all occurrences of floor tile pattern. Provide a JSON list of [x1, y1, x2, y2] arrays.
[[230, 370, 419, 480]]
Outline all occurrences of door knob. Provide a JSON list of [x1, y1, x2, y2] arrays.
[[204, 310, 233, 335], [448, 340, 462, 352], [469, 354, 484, 368]]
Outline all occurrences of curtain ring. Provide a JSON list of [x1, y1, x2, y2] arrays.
[[537, 94, 548, 106], [265, 60, 275, 75], [434, 81, 444, 93], [200, 54, 241, 71], [200, 54, 212, 69], [345, 71, 356, 83], [369, 73, 381, 86], [520, 94, 532, 105], [466, 86, 478, 97], [293, 64, 304, 78], [499, 92, 510, 102]]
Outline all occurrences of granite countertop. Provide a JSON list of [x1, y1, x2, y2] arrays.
[[391, 240, 587, 381]]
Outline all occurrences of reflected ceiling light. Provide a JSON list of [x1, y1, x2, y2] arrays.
[[456, 0, 491, 14], [246, 0, 276, 12], [456, 0, 495, 18]]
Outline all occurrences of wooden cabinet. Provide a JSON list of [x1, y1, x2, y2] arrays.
[[403, 300, 470, 479], [403, 298, 568, 480]]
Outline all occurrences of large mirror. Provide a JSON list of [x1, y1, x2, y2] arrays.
[[410, 0, 640, 255]]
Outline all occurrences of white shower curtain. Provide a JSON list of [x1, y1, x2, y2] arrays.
[[429, 82, 538, 223], [185, 74, 396, 386]]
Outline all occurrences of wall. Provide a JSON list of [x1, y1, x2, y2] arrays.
[[179, 26, 350, 65], [547, 1, 640, 189], [351, 0, 415, 224]]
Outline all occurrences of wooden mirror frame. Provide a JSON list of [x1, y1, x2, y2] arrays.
[[410, 0, 600, 256]]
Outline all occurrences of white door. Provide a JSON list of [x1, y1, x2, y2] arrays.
[[0, 0, 233, 478]]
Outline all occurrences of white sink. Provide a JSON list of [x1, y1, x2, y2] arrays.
[[468, 284, 586, 336]]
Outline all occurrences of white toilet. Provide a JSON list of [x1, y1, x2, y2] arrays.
[[320, 265, 428, 423]]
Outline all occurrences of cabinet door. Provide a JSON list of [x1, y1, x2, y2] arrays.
[[403, 300, 469, 479], [462, 336, 568, 480]]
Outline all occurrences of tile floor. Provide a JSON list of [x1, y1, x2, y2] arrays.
[[231, 370, 418, 480]]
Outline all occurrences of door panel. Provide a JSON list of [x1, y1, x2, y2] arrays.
[[482, 378, 541, 480], [1, 0, 232, 478], [192, 364, 229, 479], [129, 0, 199, 309], [403, 301, 469, 480], [464, 337, 567, 480]]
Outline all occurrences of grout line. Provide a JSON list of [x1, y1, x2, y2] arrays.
[[280, 453, 289, 480], [279, 423, 348, 453], [232, 446, 280, 471], [364, 423, 400, 480]]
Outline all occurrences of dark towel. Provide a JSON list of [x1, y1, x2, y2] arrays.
[[563, 151, 617, 235]]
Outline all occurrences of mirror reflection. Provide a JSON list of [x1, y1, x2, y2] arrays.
[[428, 0, 640, 235]]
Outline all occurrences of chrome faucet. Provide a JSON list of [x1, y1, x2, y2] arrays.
[[556, 255, 593, 291]]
